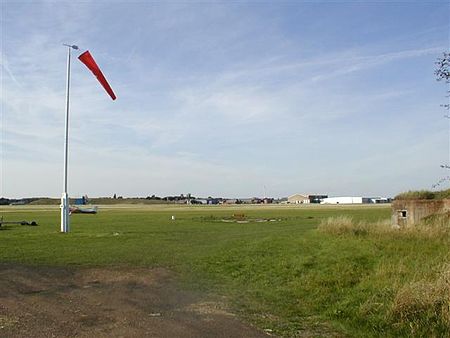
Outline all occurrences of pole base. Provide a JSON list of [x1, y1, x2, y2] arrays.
[[60, 193, 70, 233]]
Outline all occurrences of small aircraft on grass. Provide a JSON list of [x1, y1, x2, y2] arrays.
[[69, 206, 98, 215]]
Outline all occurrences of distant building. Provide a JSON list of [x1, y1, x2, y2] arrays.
[[74, 195, 88, 205], [308, 195, 328, 203], [190, 199, 203, 204], [288, 194, 310, 204], [207, 198, 220, 205], [277, 197, 288, 204], [321, 196, 391, 204], [287, 194, 328, 204], [369, 197, 391, 204], [321, 197, 363, 204]]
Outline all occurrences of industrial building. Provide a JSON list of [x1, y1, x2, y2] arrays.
[[321, 197, 363, 204], [288, 194, 328, 204], [287, 194, 310, 204], [321, 196, 391, 205]]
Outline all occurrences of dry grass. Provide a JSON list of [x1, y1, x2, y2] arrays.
[[402, 212, 450, 239], [317, 216, 392, 236], [318, 215, 450, 336], [318, 213, 450, 239], [390, 266, 450, 337], [0, 315, 19, 329]]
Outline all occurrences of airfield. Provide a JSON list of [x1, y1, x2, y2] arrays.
[[1, 203, 448, 337]]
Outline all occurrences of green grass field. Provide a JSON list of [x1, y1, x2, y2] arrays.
[[1, 204, 448, 337]]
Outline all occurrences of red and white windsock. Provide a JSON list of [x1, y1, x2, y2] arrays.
[[78, 50, 116, 100]]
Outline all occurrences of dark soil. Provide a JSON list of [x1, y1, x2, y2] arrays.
[[0, 264, 268, 337]]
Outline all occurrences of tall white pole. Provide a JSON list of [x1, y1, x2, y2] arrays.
[[61, 45, 73, 233]]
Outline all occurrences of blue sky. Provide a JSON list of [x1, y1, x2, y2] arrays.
[[0, 0, 449, 199]]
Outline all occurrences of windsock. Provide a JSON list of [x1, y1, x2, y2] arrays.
[[78, 50, 116, 100]]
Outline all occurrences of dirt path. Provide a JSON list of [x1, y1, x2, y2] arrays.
[[0, 264, 269, 337]]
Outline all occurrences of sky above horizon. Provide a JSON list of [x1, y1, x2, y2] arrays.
[[1, 0, 449, 199]]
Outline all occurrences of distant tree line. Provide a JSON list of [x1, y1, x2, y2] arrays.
[[0, 198, 38, 205]]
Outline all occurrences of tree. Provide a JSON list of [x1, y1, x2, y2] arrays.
[[435, 52, 450, 83], [435, 52, 450, 113], [432, 53, 450, 188]]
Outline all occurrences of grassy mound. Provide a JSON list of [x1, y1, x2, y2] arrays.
[[395, 189, 450, 200]]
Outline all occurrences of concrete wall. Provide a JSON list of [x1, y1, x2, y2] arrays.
[[391, 199, 450, 227]]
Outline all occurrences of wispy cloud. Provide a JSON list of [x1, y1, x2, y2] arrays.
[[0, 53, 22, 87], [1, 1, 448, 198], [311, 46, 443, 82]]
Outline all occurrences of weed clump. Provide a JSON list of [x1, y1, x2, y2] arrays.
[[318, 214, 450, 239], [390, 267, 450, 337], [317, 216, 391, 236], [416, 212, 450, 238]]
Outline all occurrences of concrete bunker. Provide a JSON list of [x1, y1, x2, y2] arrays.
[[392, 199, 450, 227]]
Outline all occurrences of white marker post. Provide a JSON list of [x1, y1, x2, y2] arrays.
[[61, 44, 78, 233]]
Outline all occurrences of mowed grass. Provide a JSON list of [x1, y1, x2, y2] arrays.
[[0, 204, 448, 337]]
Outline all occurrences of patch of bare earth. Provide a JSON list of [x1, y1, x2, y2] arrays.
[[0, 264, 268, 337]]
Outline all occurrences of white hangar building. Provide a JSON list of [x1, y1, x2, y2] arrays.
[[321, 197, 363, 204]]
